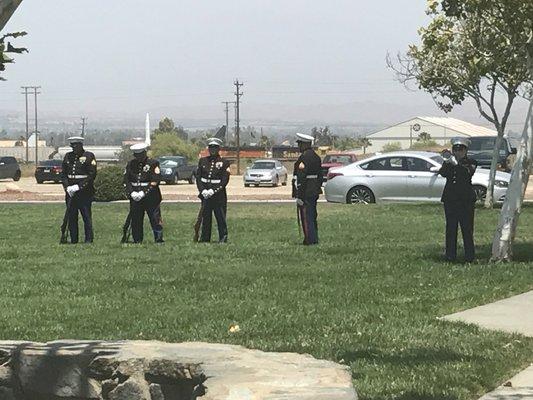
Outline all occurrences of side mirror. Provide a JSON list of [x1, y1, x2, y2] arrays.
[[430, 166, 440, 173], [0, 162, 4, 166], [510, 147, 517, 154]]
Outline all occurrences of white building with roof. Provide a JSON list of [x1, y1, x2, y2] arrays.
[[365, 117, 497, 152]]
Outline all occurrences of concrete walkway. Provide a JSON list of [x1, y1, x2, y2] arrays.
[[443, 291, 533, 338], [442, 291, 533, 399]]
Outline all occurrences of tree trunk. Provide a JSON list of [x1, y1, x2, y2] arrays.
[[484, 130, 506, 209], [491, 100, 533, 261]]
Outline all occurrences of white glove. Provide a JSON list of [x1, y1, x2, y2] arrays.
[[296, 198, 305, 206], [137, 191, 145, 200], [202, 189, 215, 199], [66, 185, 80, 197]]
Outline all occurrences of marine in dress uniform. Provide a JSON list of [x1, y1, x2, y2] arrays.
[[439, 137, 478, 262], [61, 136, 97, 243], [196, 137, 230, 243], [123, 143, 164, 243], [292, 133, 323, 245]]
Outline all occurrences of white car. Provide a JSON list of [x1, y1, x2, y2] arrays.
[[243, 159, 288, 187], [324, 151, 510, 204]]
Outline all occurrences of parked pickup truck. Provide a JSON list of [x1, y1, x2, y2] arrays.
[[157, 156, 197, 185], [468, 136, 517, 172]]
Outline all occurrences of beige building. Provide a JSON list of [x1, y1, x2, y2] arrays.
[[365, 117, 497, 152]]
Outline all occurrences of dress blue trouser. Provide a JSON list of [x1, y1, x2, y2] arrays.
[[298, 195, 319, 245], [200, 198, 228, 242], [444, 201, 475, 261], [65, 195, 93, 243], [130, 200, 163, 243]]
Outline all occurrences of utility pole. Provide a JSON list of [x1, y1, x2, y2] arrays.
[[22, 86, 41, 163], [221, 101, 235, 144], [81, 117, 87, 137], [20, 86, 30, 162], [34, 87, 41, 165], [234, 79, 244, 174]]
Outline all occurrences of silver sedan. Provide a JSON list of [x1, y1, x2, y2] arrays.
[[324, 151, 510, 204], [244, 159, 288, 187]]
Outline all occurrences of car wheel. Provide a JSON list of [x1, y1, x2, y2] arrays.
[[174, 174, 180, 185], [188, 174, 196, 184], [473, 185, 487, 203], [281, 177, 287, 186], [244, 183, 250, 187], [272, 175, 279, 187], [36, 179, 44, 184], [165, 180, 173, 185], [347, 186, 375, 204], [13, 170, 21, 181]]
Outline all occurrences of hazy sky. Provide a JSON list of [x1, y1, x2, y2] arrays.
[[0, 0, 529, 128], [0, 1, 431, 112]]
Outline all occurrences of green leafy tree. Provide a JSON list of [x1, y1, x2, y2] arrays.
[[388, 0, 533, 208], [153, 117, 188, 141], [259, 134, 273, 149], [335, 137, 359, 151], [150, 133, 200, 162], [311, 126, 338, 146], [0, 31, 28, 81], [355, 137, 372, 154]]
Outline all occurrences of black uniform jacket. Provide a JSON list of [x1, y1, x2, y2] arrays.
[[123, 157, 162, 205], [439, 157, 478, 203], [196, 155, 230, 201], [292, 148, 323, 199], [61, 150, 97, 197]]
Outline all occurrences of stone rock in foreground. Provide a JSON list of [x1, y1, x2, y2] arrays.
[[0, 340, 357, 399]]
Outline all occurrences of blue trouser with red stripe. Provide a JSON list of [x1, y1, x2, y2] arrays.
[[298, 195, 319, 245]]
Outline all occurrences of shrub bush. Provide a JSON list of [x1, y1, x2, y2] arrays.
[[383, 142, 402, 152], [94, 165, 127, 202]]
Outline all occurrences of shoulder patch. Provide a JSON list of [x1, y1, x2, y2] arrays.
[[91, 159, 97, 166], [226, 167, 231, 173], [298, 162, 306, 170], [154, 166, 160, 174]]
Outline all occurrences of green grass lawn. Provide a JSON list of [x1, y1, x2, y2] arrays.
[[0, 203, 532, 400]]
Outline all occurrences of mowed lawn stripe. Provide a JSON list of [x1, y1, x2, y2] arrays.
[[0, 203, 532, 400]]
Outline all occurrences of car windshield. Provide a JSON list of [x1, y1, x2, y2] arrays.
[[160, 160, 178, 167], [469, 138, 506, 152], [251, 162, 275, 169], [323, 155, 352, 164]]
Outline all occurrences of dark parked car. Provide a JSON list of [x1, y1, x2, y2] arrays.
[[468, 136, 517, 172], [0, 156, 21, 181], [35, 159, 63, 184], [157, 156, 197, 185]]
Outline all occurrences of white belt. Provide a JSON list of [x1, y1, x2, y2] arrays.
[[68, 174, 88, 179], [131, 182, 149, 187], [201, 178, 221, 183], [306, 175, 318, 179]]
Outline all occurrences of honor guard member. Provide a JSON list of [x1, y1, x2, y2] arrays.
[[292, 133, 323, 245], [124, 143, 164, 243], [61, 136, 97, 243], [196, 137, 230, 243], [439, 137, 478, 262]]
